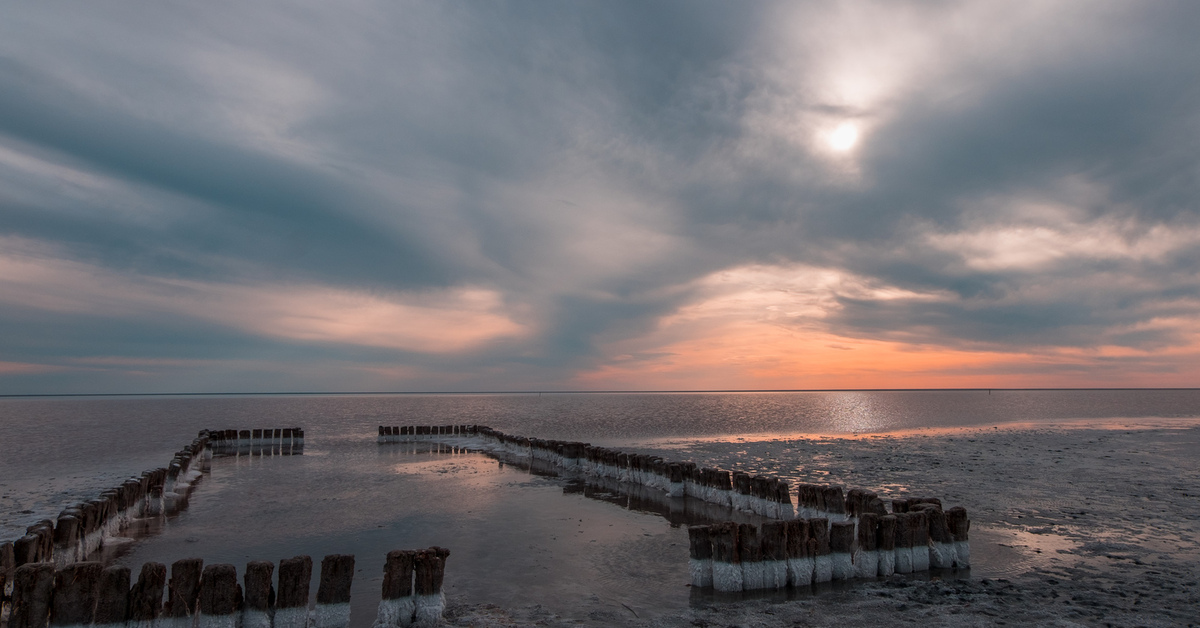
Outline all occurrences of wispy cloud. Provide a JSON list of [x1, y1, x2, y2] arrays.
[[1, 0, 1198, 392]]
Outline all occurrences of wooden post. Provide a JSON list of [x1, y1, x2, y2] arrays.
[[198, 565, 239, 628], [785, 519, 812, 587], [376, 550, 415, 628], [166, 558, 203, 628], [51, 562, 102, 627], [128, 562, 166, 628], [829, 522, 855, 580], [894, 513, 914, 574], [946, 507, 971, 568], [314, 555, 354, 628], [737, 523, 762, 591], [412, 549, 449, 628], [760, 522, 787, 590], [242, 561, 274, 628], [709, 522, 742, 593], [854, 513, 879, 579], [94, 566, 130, 628], [274, 556, 312, 628], [877, 515, 896, 577], [926, 507, 956, 568], [910, 510, 931, 571], [810, 518, 832, 583], [10, 563, 55, 628], [687, 526, 714, 588]]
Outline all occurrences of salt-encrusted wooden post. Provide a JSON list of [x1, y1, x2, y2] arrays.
[[946, 507, 971, 568], [376, 550, 416, 628], [166, 558, 204, 628], [51, 562, 102, 628], [760, 521, 787, 590], [314, 554, 355, 628], [198, 564, 239, 628], [894, 513, 914, 574], [667, 463, 685, 498], [714, 470, 733, 507], [94, 565, 130, 628], [750, 476, 769, 517], [709, 522, 742, 593], [275, 556, 312, 628], [129, 562, 167, 628], [925, 507, 956, 568], [53, 514, 81, 566], [877, 515, 897, 577], [737, 523, 762, 591], [810, 518, 832, 583], [732, 473, 751, 513], [829, 522, 855, 580], [776, 479, 794, 519], [242, 561, 274, 628], [785, 519, 812, 587], [823, 487, 846, 522], [910, 510, 931, 572], [687, 526, 713, 588], [412, 548, 449, 628], [2, 540, 15, 595], [10, 563, 55, 628], [854, 513, 880, 579]]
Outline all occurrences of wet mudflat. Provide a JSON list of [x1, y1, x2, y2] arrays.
[[449, 424, 1200, 626]]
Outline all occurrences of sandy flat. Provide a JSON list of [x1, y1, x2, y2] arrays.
[[446, 423, 1200, 627]]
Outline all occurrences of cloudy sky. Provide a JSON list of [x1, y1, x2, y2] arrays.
[[1, 1, 1198, 394]]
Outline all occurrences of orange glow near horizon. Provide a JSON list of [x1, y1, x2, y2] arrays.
[[575, 318, 1200, 390]]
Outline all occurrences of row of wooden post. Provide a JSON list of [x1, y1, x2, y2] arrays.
[[2, 435, 212, 579], [205, 429, 304, 456], [0, 549, 448, 628], [380, 425, 966, 534], [688, 506, 971, 592]]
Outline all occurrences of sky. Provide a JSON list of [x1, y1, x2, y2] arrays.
[[1, 1, 1198, 394]]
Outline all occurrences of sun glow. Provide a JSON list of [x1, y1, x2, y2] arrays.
[[826, 122, 860, 152]]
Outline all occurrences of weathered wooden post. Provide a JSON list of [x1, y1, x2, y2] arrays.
[[810, 518, 832, 583], [910, 510, 931, 572], [275, 556, 312, 628], [926, 507, 956, 568], [760, 521, 787, 590], [946, 507, 971, 568], [412, 548, 449, 628], [242, 561, 274, 628], [50, 562, 101, 627], [737, 523, 762, 591], [10, 563, 55, 628], [829, 522, 855, 580], [687, 526, 713, 588], [709, 522, 742, 593], [314, 554, 354, 628], [166, 558, 203, 628], [198, 564, 239, 628], [854, 513, 880, 579], [877, 515, 897, 577], [94, 565, 130, 628], [128, 562, 167, 628], [785, 519, 813, 587], [376, 550, 415, 628], [894, 513, 914, 574]]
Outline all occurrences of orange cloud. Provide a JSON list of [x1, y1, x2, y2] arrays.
[[574, 264, 1200, 390]]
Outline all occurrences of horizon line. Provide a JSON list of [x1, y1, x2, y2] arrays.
[[2, 387, 1198, 399]]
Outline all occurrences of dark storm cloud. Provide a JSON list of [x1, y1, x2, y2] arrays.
[[1, 0, 1199, 391]]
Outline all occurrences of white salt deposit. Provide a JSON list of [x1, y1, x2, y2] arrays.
[[312, 602, 351, 628]]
